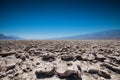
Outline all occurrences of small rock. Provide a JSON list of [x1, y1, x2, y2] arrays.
[[34, 51, 42, 56], [61, 55, 74, 61], [95, 54, 106, 62], [59, 70, 82, 80], [82, 54, 95, 61], [114, 52, 120, 56], [88, 69, 111, 79], [6, 62, 15, 71], [23, 46, 31, 51], [0, 50, 15, 57], [56, 63, 82, 80], [42, 54, 55, 62], [15, 53, 26, 61], [66, 62, 73, 66], [88, 69, 98, 74], [76, 55, 82, 60], [6, 70, 14, 75], [101, 63, 120, 74], [98, 70, 111, 79], [0, 72, 6, 78], [8, 74, 14, 79], [28, 48, 35, 56], [104, 59, 110, 63], [35, 63, 55, 78], [61, 48, 68, 52]]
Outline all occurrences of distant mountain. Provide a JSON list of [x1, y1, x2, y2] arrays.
[[0, 34, 23, 40], [1, 30, 120, 40], [9, 35, 24, 40], [58, 30, 120, 40]]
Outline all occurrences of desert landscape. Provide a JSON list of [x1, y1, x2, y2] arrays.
[[0, 40, 120, 80]]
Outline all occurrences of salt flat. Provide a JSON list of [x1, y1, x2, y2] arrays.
[[0, 40, 120, 80]]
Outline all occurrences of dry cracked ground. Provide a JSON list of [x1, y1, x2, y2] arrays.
[[0, 40, 120, 80]]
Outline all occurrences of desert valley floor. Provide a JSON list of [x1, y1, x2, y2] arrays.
[[0, 40, 120, 80]]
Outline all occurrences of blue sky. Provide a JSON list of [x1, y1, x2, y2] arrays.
[[0, 0, 120, 39]]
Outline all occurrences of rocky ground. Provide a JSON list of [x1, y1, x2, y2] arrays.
[[0, 40, 120, 80]]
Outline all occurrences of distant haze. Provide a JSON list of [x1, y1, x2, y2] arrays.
[[0, 30, 120, 40], [0, 0, 120, 39]]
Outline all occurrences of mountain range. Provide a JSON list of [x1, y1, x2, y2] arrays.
[[0, 34, 23, 40], [54, 29, 120, 40], [0, 30, 120, 40]]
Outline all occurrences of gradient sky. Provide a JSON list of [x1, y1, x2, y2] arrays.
[[0, 0, 120, 39]]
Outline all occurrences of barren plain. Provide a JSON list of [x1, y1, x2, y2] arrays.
[[0, 40, 120, 80]]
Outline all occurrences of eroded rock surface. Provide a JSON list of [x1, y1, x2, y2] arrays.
[[0, 40, 120, 80]]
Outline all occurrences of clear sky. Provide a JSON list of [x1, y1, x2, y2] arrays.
[[0, 0, 120, 39]]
